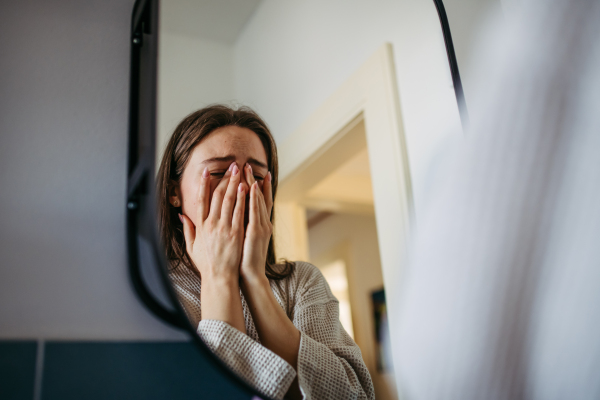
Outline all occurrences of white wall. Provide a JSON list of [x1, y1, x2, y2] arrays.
[[158, 0, 502, 221], [233, 0, 464, 220], [0, 0, 185, 340], [0, 0, 500, 341], [157, 31, 235, 159]]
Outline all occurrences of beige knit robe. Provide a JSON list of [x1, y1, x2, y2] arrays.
[[169, 261, 375, 400]]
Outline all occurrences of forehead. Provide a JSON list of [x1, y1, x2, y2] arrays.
[[192, 125, 267, 164]]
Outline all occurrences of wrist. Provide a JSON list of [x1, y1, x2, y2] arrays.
[[202, 272, 239, 289], [201, 275, 241, 310], [240, 271, 270, 290], [200, 274, 246, 334]]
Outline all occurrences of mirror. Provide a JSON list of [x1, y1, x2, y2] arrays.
[[128, 0, 468, 399]]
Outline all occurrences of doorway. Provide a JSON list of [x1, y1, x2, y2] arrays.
[[304, 137, 398, 400], [274, 44, 412, 400]]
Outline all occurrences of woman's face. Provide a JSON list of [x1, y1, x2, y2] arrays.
[[170, 125, 269, 226]]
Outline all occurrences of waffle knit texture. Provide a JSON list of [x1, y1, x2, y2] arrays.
[[169, 261, 375, 400]]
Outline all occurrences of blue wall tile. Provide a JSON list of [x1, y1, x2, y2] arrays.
[[0, 341, 37, 400], [42, 341, 255, 400]]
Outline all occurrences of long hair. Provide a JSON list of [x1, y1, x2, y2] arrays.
[[157, 105, 294, 280]]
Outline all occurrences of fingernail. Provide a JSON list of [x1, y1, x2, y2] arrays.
[[247, 163, 253, 173], [232, 164, 239, 176], [267, 171, 271, 182], [202, 167, 209, 178], [228, 162, 236, 172], [178, 213, 183, 223], [238, 183, 243, 192]]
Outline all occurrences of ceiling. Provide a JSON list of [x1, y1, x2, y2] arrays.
[[160, 0, 262, 45]]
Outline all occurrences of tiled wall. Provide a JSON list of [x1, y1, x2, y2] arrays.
[[0, 341, 254, 400], [0, 342, 37, 400]]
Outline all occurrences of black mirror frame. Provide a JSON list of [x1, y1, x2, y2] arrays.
[[125, 1, 273, 398], [126, 0, 183, 329], [433, 0, 469, 130]]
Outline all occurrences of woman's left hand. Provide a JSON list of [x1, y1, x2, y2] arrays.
[[239, 163, 273, 284], [238, 164, 302, 385]]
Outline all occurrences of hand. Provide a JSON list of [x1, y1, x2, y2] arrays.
[[180, 162, 246, 282], [239, 163, 273, 284]]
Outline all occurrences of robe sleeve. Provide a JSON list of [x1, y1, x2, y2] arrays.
[[197, 319, 297, 400]]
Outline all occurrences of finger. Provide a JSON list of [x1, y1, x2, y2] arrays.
[[244, 163, 256, 188], [197, 167, 210, 221], [256, 183, 270, 228], [262, 171, 273, 219], [248, 181, 259, 228], [221, 163, 241, 224], [209, 163, 234, 220], [231, 183, 246, 233], [179, 213, 195, 252]]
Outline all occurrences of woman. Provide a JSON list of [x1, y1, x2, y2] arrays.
[[157, 105, 374, 400]]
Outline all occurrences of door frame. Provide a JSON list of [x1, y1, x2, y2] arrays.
[[275, 43, 413, 352]]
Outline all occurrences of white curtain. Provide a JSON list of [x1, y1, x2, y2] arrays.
[[393, 0, 600, 399]]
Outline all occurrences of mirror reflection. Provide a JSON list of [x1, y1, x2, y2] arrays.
[[157, 106, 379, 400], [154, 1, 422, 399]]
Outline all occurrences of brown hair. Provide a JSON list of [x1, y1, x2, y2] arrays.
[[157, 104, 294, 280]]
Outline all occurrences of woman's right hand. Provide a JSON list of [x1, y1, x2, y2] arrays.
[[179, 162, 246, 282]]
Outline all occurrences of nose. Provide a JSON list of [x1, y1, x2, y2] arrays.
[[238, 163, 251, 194]]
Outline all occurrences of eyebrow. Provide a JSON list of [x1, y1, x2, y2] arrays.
[[200, 155, 268, 170]]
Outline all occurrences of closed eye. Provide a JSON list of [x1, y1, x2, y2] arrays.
[[209, 172, 264, 180]]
